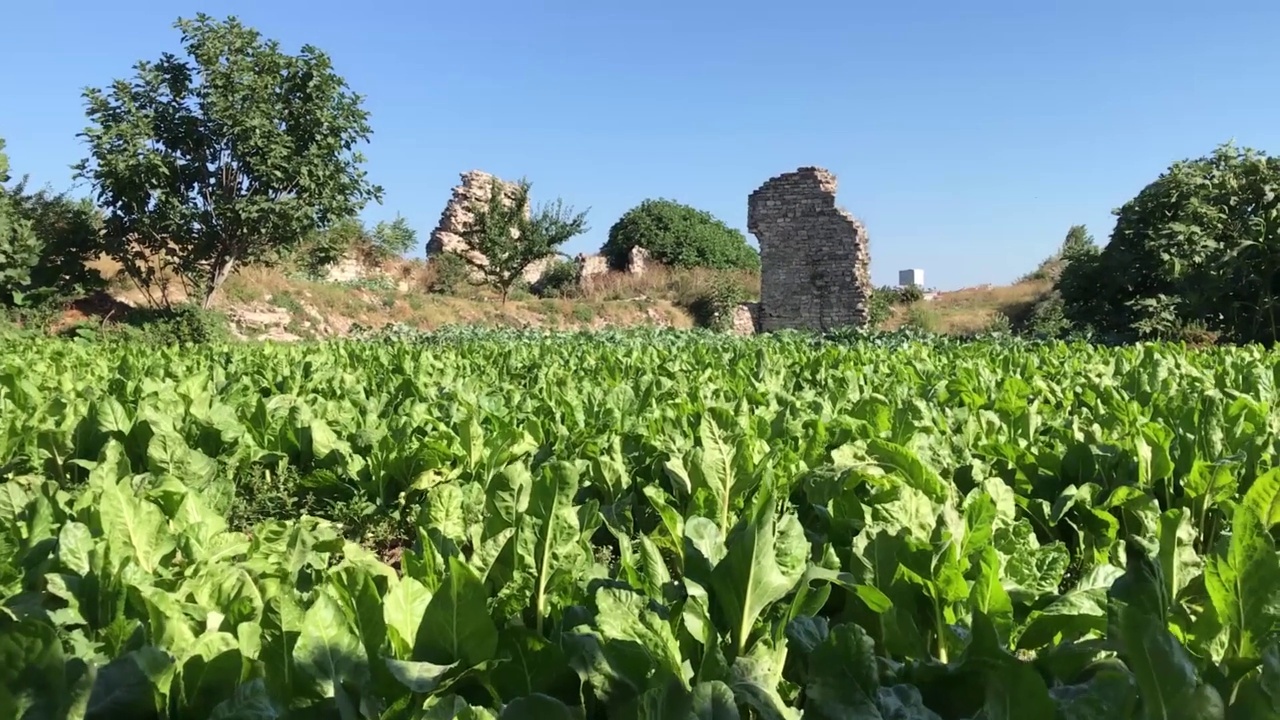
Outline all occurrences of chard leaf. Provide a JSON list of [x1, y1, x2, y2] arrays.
[[383, 576, 432, 660], [710, 487, 807, 657], [292, 589, 370, 701], [415, 556, 498, 667]]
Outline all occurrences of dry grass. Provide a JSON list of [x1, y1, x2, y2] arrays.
[[884, 279, 1052, 334], [74, 251, 1052, 339], [577, 266, 760, 305], [208, 261, 699, 335]]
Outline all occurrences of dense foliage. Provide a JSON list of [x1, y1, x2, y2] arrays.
[[604, 199, 760, 271], [1058, 143, 1280, 343], [75, 14, 384, 309], [3, 330, 1280, 718], [0, 138, 103, 306], [298, 217, 420, 278]]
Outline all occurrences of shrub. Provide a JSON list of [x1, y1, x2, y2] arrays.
[[0, 139, 103, 306], [902, 303, 940, 333], [126, 304, 231, 345], [896, 284, 925, 304], [603, 199, 759, 271], [533, 259, 581, 299], [1021, 291, 1073, 338], [866, 287, 896, 328], [425, 252, 471, 294], [686, 276, 749, 331]]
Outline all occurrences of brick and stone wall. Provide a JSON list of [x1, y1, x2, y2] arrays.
[[747, 167, 871, 332]]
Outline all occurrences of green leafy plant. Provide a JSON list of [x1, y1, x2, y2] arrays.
[[603, 198, 760, 271], [3, 330, 1280, 717], [75, 14, 384, 310], [685, 275, 748, 330], [425, 252, 471, 295]]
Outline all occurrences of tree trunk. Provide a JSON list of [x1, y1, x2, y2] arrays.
[[202, 255, 237, 310]]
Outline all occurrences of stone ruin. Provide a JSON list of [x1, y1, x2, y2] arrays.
[[427, 171, 654, 290], [746, 166, 871, 332], [427, 170, 556, 283]]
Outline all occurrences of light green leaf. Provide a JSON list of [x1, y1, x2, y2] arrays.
[[292, 590, 369, 700], [384, 576, 432, 660], [416, 556, 498, 667], [710, 489, 807, 657]]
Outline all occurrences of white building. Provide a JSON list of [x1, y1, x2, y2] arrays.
[[898, 268, 924, 287]]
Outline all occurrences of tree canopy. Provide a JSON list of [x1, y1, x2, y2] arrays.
[[1058, 142, 1280, 343], [603, 199, 759, 271], [75, 14, 383, 308]]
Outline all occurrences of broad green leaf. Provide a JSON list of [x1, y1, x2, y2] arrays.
[[1205, 479, 1280, 659], [528, 460, 583, 634], [416, 556, 499, 667], [803, 623, 882, 720], [710, 489, 807, 657], [385, 658, 459, 694], [384, 576, 432, 660], [98, 476, 174, 574], [961, 613, 1056, 720], [292, 590, 370, 701], [594, 586, 686, 686], [499, 694, 575, 719], [57, 520, 93, 577]]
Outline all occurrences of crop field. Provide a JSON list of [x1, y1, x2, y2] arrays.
[[2, 329, 1279, 718]]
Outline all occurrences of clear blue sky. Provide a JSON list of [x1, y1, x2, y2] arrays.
[[4, 1, 1279, 289]]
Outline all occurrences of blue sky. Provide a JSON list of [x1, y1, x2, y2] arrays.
[[4, 1, 1278, 289]]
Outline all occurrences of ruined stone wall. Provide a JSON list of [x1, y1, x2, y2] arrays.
[[427, 170, 553, 283], [747, 167, 871, 332]]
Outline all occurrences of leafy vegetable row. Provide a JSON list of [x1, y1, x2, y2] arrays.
[[3, 331, 1279, 718]]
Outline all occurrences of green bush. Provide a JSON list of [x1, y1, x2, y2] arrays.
[[902, 303, 940, 333], [1021, 291, 1073, 339], [533, 259, 581, 298], [603, 198, 759, 271], [866, 287, 896, 328], [686, 276, 749, 331], [1, 138, 102, 306], [126, 304, 231, 345], [1058, 143, 1280, 343], [426, 252, 471, 294]]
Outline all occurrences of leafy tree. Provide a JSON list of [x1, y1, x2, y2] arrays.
[[1059, 224, 1096, 257], [74, 14, 383, 309], [0, 138, 103, 306], [454, 178, 588, 303], [0, 140, 40, 303], [603, 199, 759, 271], [1058, 142, 1280, 342], [296, 215, 417, 277]]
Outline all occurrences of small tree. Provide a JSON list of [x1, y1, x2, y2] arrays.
[[75, 14, 383, 309], [454, 178, 588, 303], [296, 215, 417, 276]]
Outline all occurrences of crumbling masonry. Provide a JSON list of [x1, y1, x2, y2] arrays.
[[747, 167, 871, 332], [427, 170, 555, 283]]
